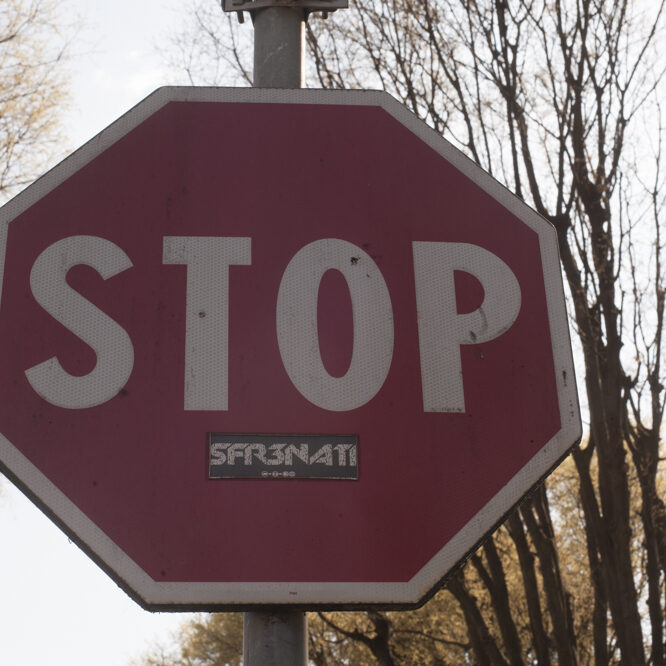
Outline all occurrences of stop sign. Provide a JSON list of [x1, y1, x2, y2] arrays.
[[0, 88, 580, 609]]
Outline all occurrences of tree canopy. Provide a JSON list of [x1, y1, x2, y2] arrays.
[[0, 0, 71, 200]]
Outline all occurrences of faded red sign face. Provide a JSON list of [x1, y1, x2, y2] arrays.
[[0, 88, 580, 609]]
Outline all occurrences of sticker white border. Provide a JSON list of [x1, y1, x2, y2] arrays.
[[0, 87, 581, 609]]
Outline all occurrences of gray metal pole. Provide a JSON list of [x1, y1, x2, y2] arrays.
[[244, 610, 308, 665], [253, 6, 305, 88], [244, 6, 308, 665]]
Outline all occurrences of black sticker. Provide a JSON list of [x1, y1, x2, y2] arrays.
[[208, 433, 358, 480]]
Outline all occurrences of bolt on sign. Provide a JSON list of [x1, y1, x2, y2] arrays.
[[0, 88, 581, 609]]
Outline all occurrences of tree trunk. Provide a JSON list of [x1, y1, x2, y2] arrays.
[[507, 513, 551, 666]]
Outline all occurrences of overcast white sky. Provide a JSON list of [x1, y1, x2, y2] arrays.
[[65, 1, 186, 149], [0, 1, 224, 664]]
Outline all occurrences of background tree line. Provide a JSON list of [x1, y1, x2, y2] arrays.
[[144, 0, 666, 664]]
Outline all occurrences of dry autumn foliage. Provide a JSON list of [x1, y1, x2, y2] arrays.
[[0, 0, 70, 200]]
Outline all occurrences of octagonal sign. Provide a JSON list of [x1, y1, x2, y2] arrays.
[[0, 88, 581, 609]]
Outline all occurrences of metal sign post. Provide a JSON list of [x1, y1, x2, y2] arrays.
[[243, 611, 308, 665], [223, 1, 348, 662], [253, 5, 304, 88]]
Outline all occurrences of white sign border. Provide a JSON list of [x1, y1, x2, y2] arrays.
[[0, 87, 581, 609]]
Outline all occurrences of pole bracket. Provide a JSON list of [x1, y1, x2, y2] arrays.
[[222, 0, 347, 22]]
